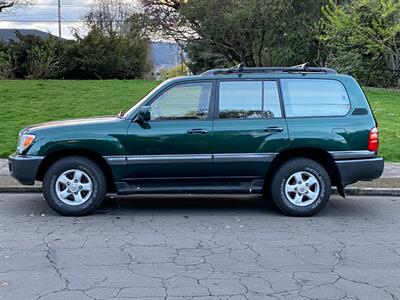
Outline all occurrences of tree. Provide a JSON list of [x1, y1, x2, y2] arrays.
[[85, 0, 152, 39], [7, 31, 48, 78], [60, 0, 152, 79], [318, 0, 400, 87], [0, 1, 32, 13], [0, 1, 152, 80], [86, 0, 135, 37], [0, 1, 13, 11], [158, 62, 189, 80], [0, 50, 15, 79], [141, 0, 330, 72], [61, 29, 149, 79], [27, 38, 59, 79]]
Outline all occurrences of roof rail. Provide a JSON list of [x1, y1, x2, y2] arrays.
[[200, 63, 337, 76]]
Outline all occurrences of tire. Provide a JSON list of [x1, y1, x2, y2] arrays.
[[43, 156, 106, 216], [270, 158, 331, 217]]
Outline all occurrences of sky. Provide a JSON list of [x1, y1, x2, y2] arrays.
[[0, 0, 110, 39]]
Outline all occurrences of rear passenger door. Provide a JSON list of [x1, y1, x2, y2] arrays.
[[212, 80, 290, 179]]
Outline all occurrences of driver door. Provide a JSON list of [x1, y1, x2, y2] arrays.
[[125, 81, 215, 181]]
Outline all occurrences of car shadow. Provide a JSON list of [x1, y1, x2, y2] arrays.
[[95, 194, 374, 218], [96, 194, 278, 215], [5, 193, 372, 218]]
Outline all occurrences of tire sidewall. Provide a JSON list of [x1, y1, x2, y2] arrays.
[[272, 159, 331, 216], [43, 158, 105, 216]]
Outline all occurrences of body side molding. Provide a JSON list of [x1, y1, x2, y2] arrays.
[[103, 153, 278, 165], [213, 153, 277, 162], [329, 150, 376, 160]]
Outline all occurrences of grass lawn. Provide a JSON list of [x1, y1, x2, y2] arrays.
[[0, 80, 399, 161], [364, 87, 400, 162], [0, 80, 158, 158]]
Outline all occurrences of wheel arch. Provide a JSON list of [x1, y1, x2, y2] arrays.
[[36, 149, 116, 192], [266, 148, 342, 193]]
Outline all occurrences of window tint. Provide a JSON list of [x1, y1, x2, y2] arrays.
[[150, 82, 212, 120], [219, 81, 281, 119], [281, 79, 350, 117]]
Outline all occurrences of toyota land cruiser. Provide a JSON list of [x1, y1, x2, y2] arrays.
[[8, 65, 384, 216]]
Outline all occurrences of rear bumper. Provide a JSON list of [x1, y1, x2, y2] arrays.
[[335, 157, 384, 186], [8, 154, 43, 185]]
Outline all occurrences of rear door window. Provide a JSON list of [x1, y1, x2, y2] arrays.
[[281, 79, 350, 117], [218, 81, 282, 119]]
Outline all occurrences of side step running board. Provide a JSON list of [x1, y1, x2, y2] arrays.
[[114, 181, 264, 195]]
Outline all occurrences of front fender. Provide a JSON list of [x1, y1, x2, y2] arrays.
[[26, 132, 127, 157]]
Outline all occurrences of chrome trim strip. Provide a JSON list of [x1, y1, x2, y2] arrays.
[[104, 156, 126, 165], [123, 175, 257, 181], [104, 153, 277, 165], [335, 157, 383, 164], [329, 150, 376, 160], [127, 154, 212, 164], [104, 156, 126, 161], [11, 155, 44, 161], [213, 153, 277, 162]]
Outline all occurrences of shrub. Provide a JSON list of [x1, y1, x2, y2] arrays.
[[0, 51, 15, 79], [27, 41, 58, 79]]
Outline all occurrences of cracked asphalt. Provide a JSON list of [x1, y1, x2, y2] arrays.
[[0, 193, 399, 300]]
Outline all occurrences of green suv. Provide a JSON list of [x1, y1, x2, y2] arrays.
[[8, 65, 384, 216]]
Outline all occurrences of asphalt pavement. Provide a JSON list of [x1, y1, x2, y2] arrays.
[[0, 193, 399, 299]]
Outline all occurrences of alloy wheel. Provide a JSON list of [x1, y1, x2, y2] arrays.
[[55, 169, 93, 206], [284, 171, 320, 207]]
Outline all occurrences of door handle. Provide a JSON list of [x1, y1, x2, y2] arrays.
[[264, 126, 284, 133], [187, 128, 209, 135]]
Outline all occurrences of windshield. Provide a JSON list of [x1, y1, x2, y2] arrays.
[[123, 79, 175, 119]]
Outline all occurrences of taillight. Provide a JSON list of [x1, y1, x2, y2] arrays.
[[368, 127, 379, 152]]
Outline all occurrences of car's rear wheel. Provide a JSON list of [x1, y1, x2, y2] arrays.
[[270, 158, 331, 217], [43, 156, 106, 216]]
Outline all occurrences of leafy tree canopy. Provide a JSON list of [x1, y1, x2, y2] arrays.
[[142, 0, 329, 72], [319, 0, 400, 86]]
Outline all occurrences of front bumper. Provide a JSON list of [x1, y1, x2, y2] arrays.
[[8, 154, 44, 185], [336, 157, 384, 186]]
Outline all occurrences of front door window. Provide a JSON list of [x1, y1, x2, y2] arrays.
[[150, 82, 212, 121]]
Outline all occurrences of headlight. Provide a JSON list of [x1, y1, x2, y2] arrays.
[[17, 133, 36, 154]]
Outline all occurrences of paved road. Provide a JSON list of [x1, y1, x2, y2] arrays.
[[0, 194, 399, 300]]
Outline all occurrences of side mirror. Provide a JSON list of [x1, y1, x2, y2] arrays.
[[136, 106, 151, 123]]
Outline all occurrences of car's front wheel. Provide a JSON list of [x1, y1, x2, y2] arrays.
[[270, 158, 331, 217], [43, 156, 106, 216]]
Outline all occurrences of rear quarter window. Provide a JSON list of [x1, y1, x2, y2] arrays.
[[281, 79, 350, 117]]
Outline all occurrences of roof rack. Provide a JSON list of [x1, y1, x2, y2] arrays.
[[200, 62, 337, 76]]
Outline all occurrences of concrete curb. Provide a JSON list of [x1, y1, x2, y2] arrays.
[[340, 187, 400, 197], [1, 186, 399, 197], [0, 186, 42, 193]]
